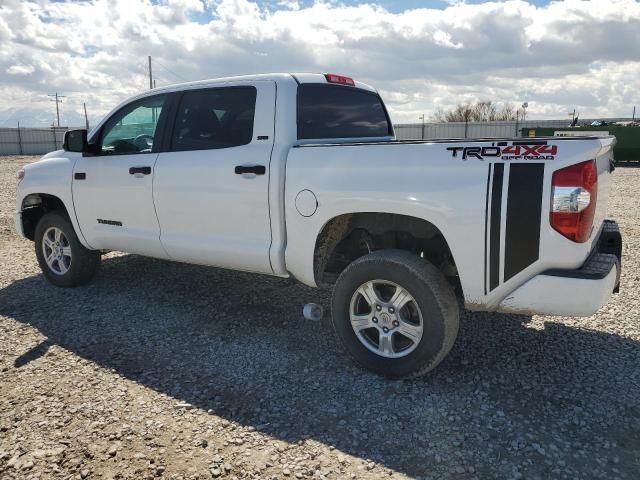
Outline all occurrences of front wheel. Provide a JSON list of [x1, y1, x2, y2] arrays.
[[331, 250, 459, 379], [34, 211, 101, 287]]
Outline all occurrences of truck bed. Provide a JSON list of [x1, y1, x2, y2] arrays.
[[284, 135, 615, 310]]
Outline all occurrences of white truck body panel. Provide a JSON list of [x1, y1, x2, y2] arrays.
[[14, 152, 90, 248], [72, 151, 168, 258], [284, 137, 614, 310], [153, 81, 276, 273], [14, 73, 620, 318], [497, 263, 618, 316]]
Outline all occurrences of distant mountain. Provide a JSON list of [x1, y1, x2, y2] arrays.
[[0, 107, 92, 128]]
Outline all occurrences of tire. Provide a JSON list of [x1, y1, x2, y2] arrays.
[[331, 249, 459, 379], [34, 211, 101, 287]]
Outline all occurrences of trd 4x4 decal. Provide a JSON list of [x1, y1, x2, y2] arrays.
[[447, 143, 557, 161]]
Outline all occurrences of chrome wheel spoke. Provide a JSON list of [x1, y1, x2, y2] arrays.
[[378, 334, 394, 356], [57, 258, 69, 274], [357, 281, 382, 307], [396, 320, 422, 344], [390, 286, 411, 311], [54, 228, 63, 243], [350, 313, 373, 332], [61, 246, 72, 257]]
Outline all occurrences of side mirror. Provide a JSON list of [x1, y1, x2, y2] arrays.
[[63, 129, 88, 153]]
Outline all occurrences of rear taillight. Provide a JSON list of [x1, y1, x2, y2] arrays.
[[550, 159, 597, 243], [17, 168, 25, 182]]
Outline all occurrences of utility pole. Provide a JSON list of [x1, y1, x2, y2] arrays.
[[148, 55, 153, 89], [419, 114, 425, 140], [83, 102, 89, 130], [633, 106, 636, 122], [17, 120, 23, 155], [48, 92, 66, 127]]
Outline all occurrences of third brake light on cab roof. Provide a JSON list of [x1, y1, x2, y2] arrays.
[[324, 73, 355, 86]]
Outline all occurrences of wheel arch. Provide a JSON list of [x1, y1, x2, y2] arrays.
[[313, 212, 461, 294], [20, 193, 72, 241]]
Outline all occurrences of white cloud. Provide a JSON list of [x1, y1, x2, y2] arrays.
[[0, 0, 638, 127], [278, 0, 301, 11], [7, 64, 35, 75]]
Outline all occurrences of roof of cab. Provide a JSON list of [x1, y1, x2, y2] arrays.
[[137, 73, 377, 98], [90, 73, 378, 136]]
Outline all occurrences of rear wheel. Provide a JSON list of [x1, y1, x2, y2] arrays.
[[34, 211, 101, 287], [331, 249, 459, 378]]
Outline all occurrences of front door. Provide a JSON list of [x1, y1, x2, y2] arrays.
[[72, 94, 168, 258], [153, 82, 276, 273]]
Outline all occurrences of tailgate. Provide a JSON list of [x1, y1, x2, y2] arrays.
[[591, 136, 616, 242], [472, 135, 616, 308]]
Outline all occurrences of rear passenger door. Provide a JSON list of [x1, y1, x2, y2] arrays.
[[153, 82, 276, 273]]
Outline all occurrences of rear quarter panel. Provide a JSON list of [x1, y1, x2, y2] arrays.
[[284, 137, 610, 310]]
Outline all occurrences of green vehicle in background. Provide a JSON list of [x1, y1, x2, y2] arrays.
[[524, 125, 640, 162]]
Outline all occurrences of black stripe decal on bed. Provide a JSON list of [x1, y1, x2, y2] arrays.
[[504, 163, 545, 282], [483, 164, 492, 295], [489, 163, 504, 291]]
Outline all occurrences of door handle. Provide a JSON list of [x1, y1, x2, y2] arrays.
[[234, 165, 266, 175], [129, 166, 151, 175]]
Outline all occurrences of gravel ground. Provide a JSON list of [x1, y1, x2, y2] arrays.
[[0, 155, 638, 480]]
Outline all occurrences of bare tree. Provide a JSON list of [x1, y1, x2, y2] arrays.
[[432, 101, 518, 122]]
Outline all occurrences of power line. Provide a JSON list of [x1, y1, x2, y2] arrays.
[[129, 60, 151, 89], [134, 59, 149, 76], [155, 60, 189, 82], [151, 71, 180, 87]]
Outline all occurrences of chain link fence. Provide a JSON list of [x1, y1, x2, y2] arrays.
[[0, 119, 634, 155], [393, 118, 634, 140], [0, 127, 71, 155]]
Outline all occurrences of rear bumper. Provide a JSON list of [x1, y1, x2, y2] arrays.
[[497, 220, 622, 317]]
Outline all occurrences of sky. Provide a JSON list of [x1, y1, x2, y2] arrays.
[[0, 0, 638, 127]]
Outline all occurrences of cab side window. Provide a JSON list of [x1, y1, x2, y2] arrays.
[[171, 87, 257, 152], [100, 95, 166, 154], [297, 85, 391, 139]]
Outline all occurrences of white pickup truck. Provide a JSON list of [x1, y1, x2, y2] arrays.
[[15, 73, 622, 378]]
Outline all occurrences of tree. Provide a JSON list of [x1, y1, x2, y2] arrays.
[[433, 101, 518, 122]]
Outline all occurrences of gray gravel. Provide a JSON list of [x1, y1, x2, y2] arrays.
[[1, 155, 639, 480]]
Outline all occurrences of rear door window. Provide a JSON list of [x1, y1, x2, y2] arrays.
[[297, 85, 391, 140], [171, 87, 257, 151]]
